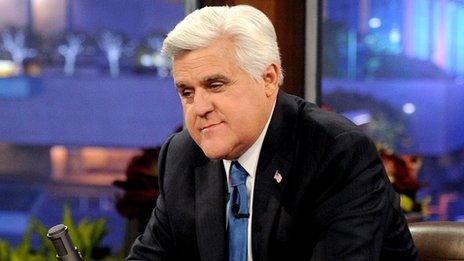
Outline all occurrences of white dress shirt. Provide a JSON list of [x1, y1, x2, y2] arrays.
[[223, 101, 275, 261]]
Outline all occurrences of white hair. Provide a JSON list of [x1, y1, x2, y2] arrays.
[[162, 5, 284, 85]]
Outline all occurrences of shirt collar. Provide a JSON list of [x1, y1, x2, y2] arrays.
[[223, 100, 276, 183]]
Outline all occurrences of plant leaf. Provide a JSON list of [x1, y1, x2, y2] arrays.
[[30, 218, 55, 255], [0, 239, 11, 261]]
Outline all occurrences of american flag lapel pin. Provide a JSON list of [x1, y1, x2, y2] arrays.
[[273, 170, 283, 184]]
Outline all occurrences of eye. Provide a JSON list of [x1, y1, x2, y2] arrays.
[[180, 88, 194, 98], [209, 81, 224, 89]]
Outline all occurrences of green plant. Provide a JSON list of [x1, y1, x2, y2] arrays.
[[0, 224, 50, 261], [60, 204, 107, 260], [0, 205, 122, 260]]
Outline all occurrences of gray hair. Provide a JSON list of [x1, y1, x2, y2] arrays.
[[162, 5, 283, 85]]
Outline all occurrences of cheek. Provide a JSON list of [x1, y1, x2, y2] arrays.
[[183, 106, 199, 135]]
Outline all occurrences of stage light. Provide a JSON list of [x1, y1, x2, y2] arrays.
[[389, 28, 401, 43], [140, 54, 153, 67], [403, 103, 416, 114], [369, 17, 382, 29], [0, 60, 20, 78]]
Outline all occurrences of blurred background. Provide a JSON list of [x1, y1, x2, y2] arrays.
[[0, 0, 184, 259], [321, 0, 464, 223], [0, 0, 464, 259]]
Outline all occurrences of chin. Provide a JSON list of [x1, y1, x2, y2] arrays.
[[201, 148, 228, 160], [199, 143, 235, 160]]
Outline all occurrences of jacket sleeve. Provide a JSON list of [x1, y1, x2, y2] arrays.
[[126, 135, 176, 261], [309, 131, 417, 260]]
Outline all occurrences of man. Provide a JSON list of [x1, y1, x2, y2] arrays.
[[127, 5, 418, 260]]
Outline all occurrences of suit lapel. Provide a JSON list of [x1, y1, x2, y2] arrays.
[[252, 153, 291, 261], [252, 90, 298, 260], [195, 159, 228, 261]]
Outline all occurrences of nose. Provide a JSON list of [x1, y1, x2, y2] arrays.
[[193, 90, 214, 117]]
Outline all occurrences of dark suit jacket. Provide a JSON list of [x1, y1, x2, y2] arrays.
[[127, 91, 418, 260]]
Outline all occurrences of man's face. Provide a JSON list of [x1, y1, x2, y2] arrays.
[[172, 37, 278, 160]]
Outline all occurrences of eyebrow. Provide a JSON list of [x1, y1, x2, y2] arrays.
[[175, 81, 189, 89], [175, 74, 230, 89], [202, 74, 229, 83]]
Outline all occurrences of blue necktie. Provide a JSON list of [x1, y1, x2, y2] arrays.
[[228, 161, 249, 261]]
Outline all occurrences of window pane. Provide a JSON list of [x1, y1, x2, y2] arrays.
[[322, 0, 464, 221], [0, 0, 185, 257]]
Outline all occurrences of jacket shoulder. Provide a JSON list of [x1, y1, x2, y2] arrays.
[[287, 94, 362, 139]]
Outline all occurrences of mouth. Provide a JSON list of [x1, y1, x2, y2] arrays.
[[200, 122, 223, 131]]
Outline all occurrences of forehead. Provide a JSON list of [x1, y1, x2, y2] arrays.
[[172, 38, 239, 81]]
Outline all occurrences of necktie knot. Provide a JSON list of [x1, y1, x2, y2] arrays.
[[230, 161, 248, 187]]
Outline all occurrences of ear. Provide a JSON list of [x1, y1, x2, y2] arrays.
[[262, 63, 280, 97]]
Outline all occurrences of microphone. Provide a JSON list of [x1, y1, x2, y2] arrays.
[[47, 224, 83, 261]]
